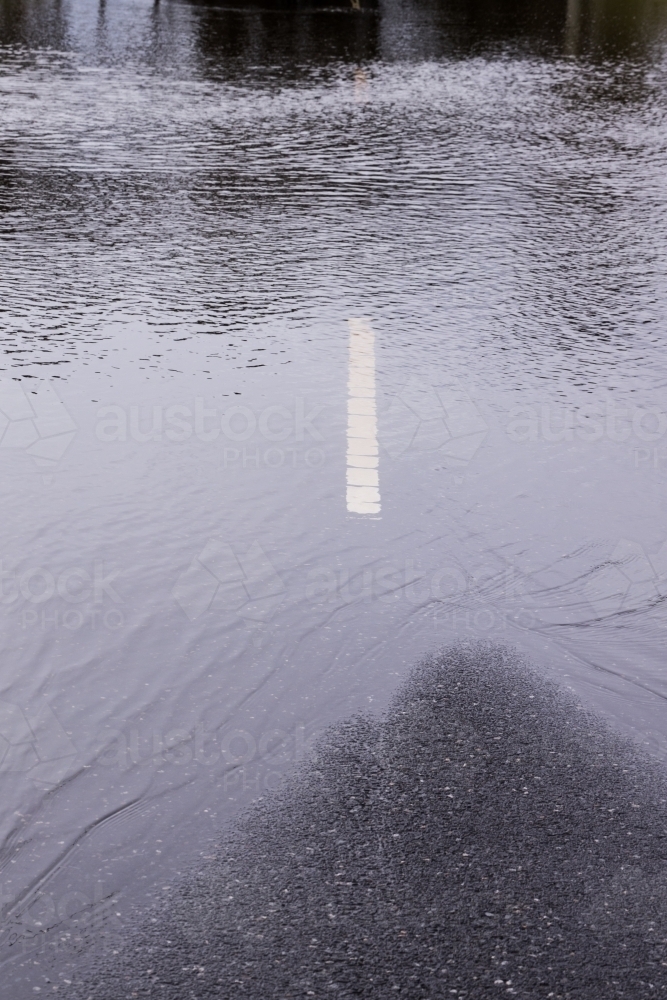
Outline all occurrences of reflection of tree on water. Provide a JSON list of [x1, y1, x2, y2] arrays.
[[191, 3, 379, 77], [565, 0, 667, 57], [187, 0, 667, 70], [379, 0, 667, 59], [0, 0, 666, 69], [0, 0, 69, 49]]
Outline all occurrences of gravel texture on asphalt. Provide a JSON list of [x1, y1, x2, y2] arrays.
[[71, 644, 667, 998]]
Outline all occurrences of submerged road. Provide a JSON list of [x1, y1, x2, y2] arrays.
[[2, 0, 667, 996], [70, 645, 667, 999]]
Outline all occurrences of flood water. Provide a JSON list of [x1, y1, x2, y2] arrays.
[[1, 0, 667, 992]]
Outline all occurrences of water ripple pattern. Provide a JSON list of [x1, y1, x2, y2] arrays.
[[1, 1, 667, 996]]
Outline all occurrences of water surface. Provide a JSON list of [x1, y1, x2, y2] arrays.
[[1, 0, 667, 993]]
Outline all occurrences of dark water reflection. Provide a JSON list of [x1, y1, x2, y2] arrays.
[[2, 0, 666, 66], [1, 0, 667, 995], [187, 0, 667, 68]]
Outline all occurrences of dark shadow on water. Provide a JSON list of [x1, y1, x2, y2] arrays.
[[0, 0, 70, 49], [1, 0, 666, 67], [191, 5, 381, 77], [183, 0, 667, 70]]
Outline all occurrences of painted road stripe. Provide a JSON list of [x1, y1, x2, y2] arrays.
[[347, 318, 380, 516]]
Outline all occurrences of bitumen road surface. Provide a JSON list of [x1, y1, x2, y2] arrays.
[[70, 644, 667, 998]]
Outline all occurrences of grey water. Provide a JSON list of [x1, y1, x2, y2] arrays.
[[1, 0, 667, 993]]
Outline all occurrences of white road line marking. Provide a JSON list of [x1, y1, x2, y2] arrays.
[[347, 318, 380, 516]]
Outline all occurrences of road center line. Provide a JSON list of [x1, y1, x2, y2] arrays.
[[346, 318, 380, 516]]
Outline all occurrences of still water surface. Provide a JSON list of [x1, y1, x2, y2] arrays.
[[1, 0, 667, 991]]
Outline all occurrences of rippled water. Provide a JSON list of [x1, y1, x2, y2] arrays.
[[1, 0, 667, 993]]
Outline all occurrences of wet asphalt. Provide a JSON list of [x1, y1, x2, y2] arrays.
[[70, 645, 667, 998]]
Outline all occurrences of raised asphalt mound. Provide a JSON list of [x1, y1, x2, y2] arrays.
[[71, 644, 667, 998]]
